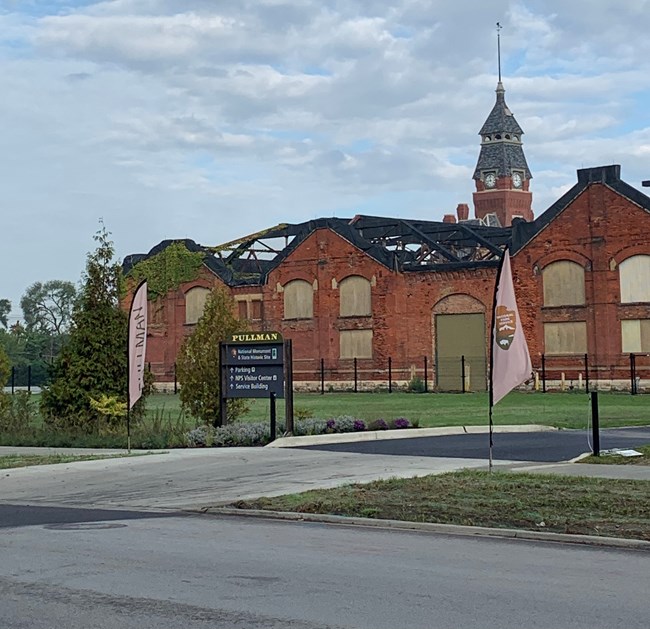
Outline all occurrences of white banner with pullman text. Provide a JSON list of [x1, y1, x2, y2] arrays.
[[128, 281, 148, 409]]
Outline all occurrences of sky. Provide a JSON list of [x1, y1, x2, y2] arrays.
[[2, 0, 649, 324]]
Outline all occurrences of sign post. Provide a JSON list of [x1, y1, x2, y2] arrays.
[[221, 332, 294, 437]]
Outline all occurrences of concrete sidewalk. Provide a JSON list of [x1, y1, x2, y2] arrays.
[[508, 461, 650, 481], [1, 444, 649, 483]]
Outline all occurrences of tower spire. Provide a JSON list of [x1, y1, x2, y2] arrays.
[[496, 22, 502, 83], [472, 24, 534, 226]]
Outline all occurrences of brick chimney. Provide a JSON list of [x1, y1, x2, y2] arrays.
[[443, 214, 457, 224], [456, 203, 470, 221]]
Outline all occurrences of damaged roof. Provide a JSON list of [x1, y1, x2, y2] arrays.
[[123, 215, 513, 287]]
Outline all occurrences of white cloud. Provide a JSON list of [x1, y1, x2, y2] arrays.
[[0, 0, 649, 315]]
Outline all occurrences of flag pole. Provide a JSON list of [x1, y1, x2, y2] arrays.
[[489, 247, 508, 472]]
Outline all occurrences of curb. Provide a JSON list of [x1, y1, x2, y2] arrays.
[[267, 424, 558, 448], [194, 506, 650, 551]]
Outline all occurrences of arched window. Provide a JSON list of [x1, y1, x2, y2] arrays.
[[619, 255, 650, 303], [185, 287, 210, 324], [542, 261, 585, 306], [283, 280, 313, 320], [339, 275, 371, 317]]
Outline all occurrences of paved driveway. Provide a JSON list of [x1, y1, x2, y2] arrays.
[[296, 426, 650, 462], [0, 447, 499, 511]]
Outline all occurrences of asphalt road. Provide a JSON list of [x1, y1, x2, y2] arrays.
[[298, 427, 650, 462], [2, 509, 649, 629]]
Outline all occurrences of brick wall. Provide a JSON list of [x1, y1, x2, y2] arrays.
[[513, 181, 650, 380]]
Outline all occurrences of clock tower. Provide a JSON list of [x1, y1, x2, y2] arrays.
[[472, 80, 534, 226]]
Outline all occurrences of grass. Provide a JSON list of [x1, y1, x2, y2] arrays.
[[580, 444, 650, 465], [231, 470, 650, 541], [143, 390, 650, 430], [3, 390, 648, 449], [0, 453, 147, 469]]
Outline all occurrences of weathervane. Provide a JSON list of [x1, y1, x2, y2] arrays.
[[496, 22, 502, 82]]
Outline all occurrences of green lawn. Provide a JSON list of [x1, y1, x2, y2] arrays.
[[143, 390, 649, 430], [230, 470, 650, 541], [22, 390, 650, 430], [0, 453, 148, 469]]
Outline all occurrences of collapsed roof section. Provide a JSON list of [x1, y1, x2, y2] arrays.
[[123, 215, 513, 287]]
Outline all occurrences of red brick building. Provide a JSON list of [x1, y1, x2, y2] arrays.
[[123, 83, 650, 391]]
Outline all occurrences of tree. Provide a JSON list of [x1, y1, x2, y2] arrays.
[[40, 225, 129, 431], [176, 287, 248, 425], [0, 344, 9, 416], [21, 280, 76, 336], [0, 299, 10, 329], [0, 343, 9, 388]]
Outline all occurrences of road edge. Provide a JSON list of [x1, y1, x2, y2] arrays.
[[267, 424, 558, 448], [194, 506, 650, 551]]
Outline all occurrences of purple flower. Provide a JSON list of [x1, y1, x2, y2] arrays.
[[394, 418, 410, 429], [326, 419, 336, 429], [353, 419, 366, 431]]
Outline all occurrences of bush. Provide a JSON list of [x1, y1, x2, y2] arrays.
[[0, 391, 35, 433], [368, 418, 389, 431], [294, 406, 314, 421], [292, 418, 328, 436], [408, 376, 425, 393], [186, 424, 214, 447], [324, 415, 362, 433], [213, 422, 272, 447], [390, 417, 411, 429]]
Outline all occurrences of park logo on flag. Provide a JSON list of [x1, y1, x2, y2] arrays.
[[495, 305, 516, 350]]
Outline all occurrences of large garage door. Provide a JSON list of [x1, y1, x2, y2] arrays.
[[436, 313, 487, 391]]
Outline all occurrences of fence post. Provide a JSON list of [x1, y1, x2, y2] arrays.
[[27, 365, 32, 394], [423, 356, 428, 392], [11, 365, 15, 394], [388, 357, 392, 393], [584, 353, 589, 393], [591, 391, 600, 456], [630, 353, 637, 395], [461, 355, 466, 393], [541, 354, 547, 393], [270, 392, 277, 442], [320, 358, 325, 395], [174, 362, 178, 394]]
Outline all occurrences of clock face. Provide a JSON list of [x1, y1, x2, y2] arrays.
[[512, 172, 523, 188], [485, 173, 496, 188]]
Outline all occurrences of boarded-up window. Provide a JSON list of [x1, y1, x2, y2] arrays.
[[340, 329, 373, 359], [185, 287, 210, 324], [621, 319, 650, 353], [619, 255, 650, 303], [542, 261, 585, 306], [283, 280, 313, 319], [544, 321, 587, 354], [339, 276, 371, 317], [236, 296, 263, 321], [250, 300, 263, 321]]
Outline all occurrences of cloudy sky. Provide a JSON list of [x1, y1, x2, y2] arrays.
[[2, 0, 649, 322]]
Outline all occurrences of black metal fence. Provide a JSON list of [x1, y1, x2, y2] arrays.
[[3, 365, 50, 392], [533, 353, 650, 394], [148, 356, 488, 394], [7, 353, 649, 395]]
